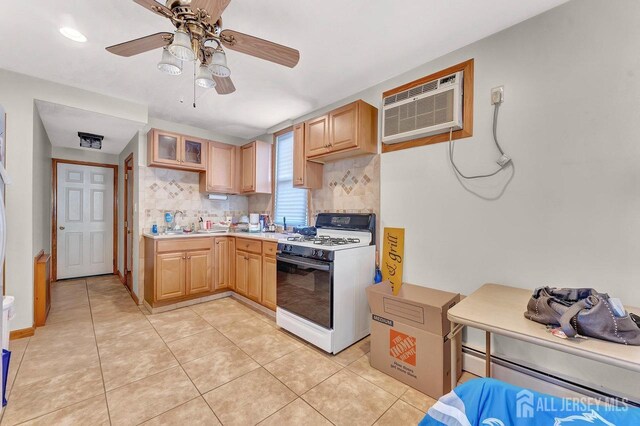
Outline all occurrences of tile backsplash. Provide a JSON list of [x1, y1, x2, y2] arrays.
[[143, 166, 248, 231], [310, 154, 380, 222], [246, 154, 381, 228]]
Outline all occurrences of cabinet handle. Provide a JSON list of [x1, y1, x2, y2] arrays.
[[182, 256, 186, 259]]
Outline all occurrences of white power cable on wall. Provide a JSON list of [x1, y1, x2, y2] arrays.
[[449, 103, 512, 179]]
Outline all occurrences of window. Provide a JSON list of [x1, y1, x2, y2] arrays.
[[274, 130, 307, 227]]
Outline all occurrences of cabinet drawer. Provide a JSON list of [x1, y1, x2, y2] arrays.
[[157, 238, 212, 253], [235, 238, 262, 254], [263, 241, 277, 257]]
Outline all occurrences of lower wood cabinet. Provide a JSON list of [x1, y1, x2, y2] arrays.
[[156, 252, 186, 301], [235, 250, 248, 296], [186, 250, 212, 295], [246, 253, 262, 302], [145, 237, 214, 307], [235, 250, 262, 302], [262, 254, 277, 310], [145, 236, 277, 311], [214, 237, 234, 290]]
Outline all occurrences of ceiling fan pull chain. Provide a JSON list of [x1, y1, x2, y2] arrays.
[[193, 61, 197, 108]]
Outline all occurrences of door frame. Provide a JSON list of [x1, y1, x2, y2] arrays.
[[123, 153, 134, 290], [51, 158, 119, 281]]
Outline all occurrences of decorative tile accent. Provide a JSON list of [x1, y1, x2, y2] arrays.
[[310, 154, 380, 244], [142, 168, 248, 232]]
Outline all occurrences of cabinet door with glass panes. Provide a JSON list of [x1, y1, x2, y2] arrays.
[[148, 129, 207, 171], [149, 129, 183, 167], [180, 136, 207, 171]]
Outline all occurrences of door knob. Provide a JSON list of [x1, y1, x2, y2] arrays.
[[59, 226, 65, 230]]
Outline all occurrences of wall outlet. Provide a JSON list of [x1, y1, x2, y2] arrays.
[[497, 154, 511, 167], [491, 86, 504, 105]]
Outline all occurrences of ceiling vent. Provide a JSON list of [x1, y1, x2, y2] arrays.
[[382, 71, 463, 144], [78, 132, 104, 150]]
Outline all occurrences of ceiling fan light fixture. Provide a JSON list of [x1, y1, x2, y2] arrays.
[[195, 63, 216, 89], [168, 29, 195, 61], [157, 47, 182, 75], [209, 49, 231, 77]]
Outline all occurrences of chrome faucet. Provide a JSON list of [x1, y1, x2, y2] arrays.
[[173, 210, 185, 230]]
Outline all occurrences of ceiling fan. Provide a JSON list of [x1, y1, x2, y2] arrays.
[[106, 0, 300, 96]]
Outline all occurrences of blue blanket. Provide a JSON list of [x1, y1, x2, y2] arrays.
[[420, 378, 639, 426]]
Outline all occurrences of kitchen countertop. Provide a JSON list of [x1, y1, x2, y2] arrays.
[[143, 231, 290, 242]]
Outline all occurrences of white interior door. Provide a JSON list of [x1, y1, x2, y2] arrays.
[[57, 163, 114, 279]]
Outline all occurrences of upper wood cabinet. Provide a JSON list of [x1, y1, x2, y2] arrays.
[[240, 140, 272, 194], [200, 142, 237, 194], [293, 123, 323, 189], [148, 129, 207, 171], [305, 100, 378, 162], [329, 102, 359, 152], [305, 115, 330, 158], [182, 136, 207, 170]]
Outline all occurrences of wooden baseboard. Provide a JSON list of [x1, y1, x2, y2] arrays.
[[10, 326, 35, 340], [129, 288, 139, 305], [118, 270, 140, 305]]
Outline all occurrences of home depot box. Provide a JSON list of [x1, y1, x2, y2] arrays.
[[366, 281, 462, 399]]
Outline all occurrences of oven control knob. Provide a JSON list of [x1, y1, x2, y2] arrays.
[[285, 245, 291, 252], [315, 249, 324, 258]]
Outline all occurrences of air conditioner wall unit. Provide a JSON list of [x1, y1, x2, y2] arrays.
[[382, 71, 463, 144]]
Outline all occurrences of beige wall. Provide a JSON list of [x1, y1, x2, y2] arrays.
[[32, 108, 52, 259], [0, 68, 147, 331]]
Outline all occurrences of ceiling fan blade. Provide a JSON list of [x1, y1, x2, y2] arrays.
[[106, 32, 172, 57], [213, 75, 235, 95], [133, 0, 173, 18], [191, 0, 231, 22], [220, 29, 300, 68]]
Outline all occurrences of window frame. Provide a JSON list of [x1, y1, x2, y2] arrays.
[[272, 127, 309, 227]]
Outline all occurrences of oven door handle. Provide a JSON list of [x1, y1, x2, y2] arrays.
[[276, 255, 331, 271]]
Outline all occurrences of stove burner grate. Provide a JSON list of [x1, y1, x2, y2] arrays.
[[287, 235, 361, 246]]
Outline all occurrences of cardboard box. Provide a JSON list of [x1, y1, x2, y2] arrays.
[[366, 281, 462, 399]]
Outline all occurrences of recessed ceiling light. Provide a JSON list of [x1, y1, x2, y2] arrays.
[[59, 27, 87, 43]]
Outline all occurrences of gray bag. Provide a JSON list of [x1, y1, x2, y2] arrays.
[[524, 287, 640, 345]]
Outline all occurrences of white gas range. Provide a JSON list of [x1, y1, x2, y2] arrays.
[[275, 213, 376, 354]]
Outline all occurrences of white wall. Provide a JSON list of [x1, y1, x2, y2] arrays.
[[32, 108, 52, 258], [280, 0, 640, 400], [51, 146, 118, 165], [0, 68, 147, 331], [378, 0, 640, 399]]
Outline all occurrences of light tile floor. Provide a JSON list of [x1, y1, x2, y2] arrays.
[[1, 275, 476, 425]]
